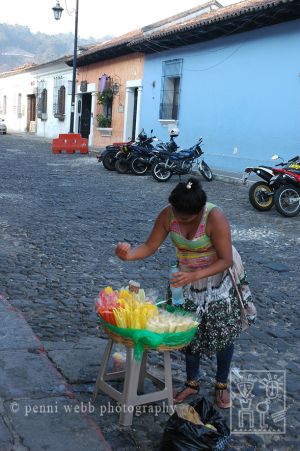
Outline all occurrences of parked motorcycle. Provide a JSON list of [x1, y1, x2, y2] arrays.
[[114, 130, 156, 174], [270, 166, 300, 217], [242, 155, 300, 211], [151, 137, 213, 182], [130, 129, 179, 176], [97, 129, 152, 172], [96, 140, 133, 171]]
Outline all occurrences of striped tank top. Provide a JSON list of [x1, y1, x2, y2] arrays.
[[169, 202, 218, 270]]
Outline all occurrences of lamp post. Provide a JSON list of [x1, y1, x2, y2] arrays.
[[52, 0, 79, 134]]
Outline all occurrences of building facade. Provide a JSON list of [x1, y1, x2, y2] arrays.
[[132, 0, 300, 171], [0, 66, 37, 133]]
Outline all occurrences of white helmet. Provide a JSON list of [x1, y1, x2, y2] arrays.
[[169, 127, 180, 137]]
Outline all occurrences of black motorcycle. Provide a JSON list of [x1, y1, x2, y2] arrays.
[[129, 135, 178, 176], [96, 141, 132, 171], [242, 155, 300, 211], [114, 131, 155, 174], [151, 137, 213, 182], [97, 129, 151, 172]]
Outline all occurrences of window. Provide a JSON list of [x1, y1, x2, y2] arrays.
[[17, 93, 22, 118], [159, 59, 183, 120], [53, 76, 66, 120], [41, 89, 47, 114], [3, 95, 7, 115], [37, 80, 48, 119]]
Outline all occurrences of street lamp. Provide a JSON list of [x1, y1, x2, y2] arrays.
[[52, 2, 64, 20], [52, 0, 79, 134]]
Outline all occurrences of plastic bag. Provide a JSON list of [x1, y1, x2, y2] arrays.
[[160, 398, 230, 451]]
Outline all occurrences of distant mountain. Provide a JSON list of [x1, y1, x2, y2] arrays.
[[0, 23, 112, 72]]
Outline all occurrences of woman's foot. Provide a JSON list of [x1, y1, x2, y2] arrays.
[[215, 382, 232, 409], [173, 381, 200, 404]]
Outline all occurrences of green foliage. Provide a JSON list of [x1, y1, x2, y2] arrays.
[[96, 114, 111, 128], [97, 89, 113, 105]]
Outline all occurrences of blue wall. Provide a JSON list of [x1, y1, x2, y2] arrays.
[[140, 20, 300, 173]]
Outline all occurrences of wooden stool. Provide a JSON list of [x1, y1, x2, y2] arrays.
[[93, 339, 174, 426]]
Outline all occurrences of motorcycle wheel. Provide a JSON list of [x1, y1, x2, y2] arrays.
[[130, 157, 148, 175], [199, 161, 213, 181], [249, 181, 274, 211], [152, 163, 172, 182], [274, 184, 300, 217], [102, 151, 117, 171], [115, 158, 130, 174]]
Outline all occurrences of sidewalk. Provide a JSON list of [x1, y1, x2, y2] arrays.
[[0, 296, 111, 451]]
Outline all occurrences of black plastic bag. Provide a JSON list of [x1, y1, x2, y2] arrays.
[[160, 397, 230, 451]]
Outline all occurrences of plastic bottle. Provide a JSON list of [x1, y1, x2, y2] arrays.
[[170, 263, 184, 306]]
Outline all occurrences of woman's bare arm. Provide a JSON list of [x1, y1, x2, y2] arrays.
[[115, 206, 170, 261]]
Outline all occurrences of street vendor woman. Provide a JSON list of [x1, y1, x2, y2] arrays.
[[115, 177, 252, 409]]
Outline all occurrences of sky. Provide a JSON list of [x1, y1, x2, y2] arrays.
[[1, 0, 241, 39]]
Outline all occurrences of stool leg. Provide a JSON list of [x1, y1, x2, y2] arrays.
[[137, 351, 147, 394], [164, 351, 174, 412], [119, 347, 142, 426], [93, 339, 113, 401]]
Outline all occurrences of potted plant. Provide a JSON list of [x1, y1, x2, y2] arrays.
[[96, 113, 112, 128], [97, 89, 113, 106]]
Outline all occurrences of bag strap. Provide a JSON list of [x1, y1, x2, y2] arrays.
[[228, 268, 246, 309]]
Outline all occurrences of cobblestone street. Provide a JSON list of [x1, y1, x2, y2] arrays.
[[0, 134, 299, 450]]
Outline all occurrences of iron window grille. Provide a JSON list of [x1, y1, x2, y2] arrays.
[[37, 80, 48, 120], [53, 76, 66, 120], [3, 95, 7, 115], [159, 59, 183, 121], [17, 93, 22, 118]]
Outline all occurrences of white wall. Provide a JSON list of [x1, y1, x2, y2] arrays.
[[0, 60, 73, 138], [0, 71, 36, 132], [34, 63, 73, 139]]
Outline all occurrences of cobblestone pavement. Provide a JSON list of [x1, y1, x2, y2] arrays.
[[0, 134, 299, 450]]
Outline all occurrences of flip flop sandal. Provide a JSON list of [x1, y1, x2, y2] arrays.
[[173, 380, 200, 404]]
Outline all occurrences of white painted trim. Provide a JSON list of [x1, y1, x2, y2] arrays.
[[159, 119, 178, 126], [123, 80, 143, 141], [126, 79, 142, 88]]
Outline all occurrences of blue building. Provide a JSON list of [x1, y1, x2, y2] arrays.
[[130, 0, 300, 172]]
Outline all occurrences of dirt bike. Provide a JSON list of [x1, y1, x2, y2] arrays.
[[270, 167, 300, 217], [242, 155, 300, 211]]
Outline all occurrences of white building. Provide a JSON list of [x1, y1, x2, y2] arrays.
[[33, 57, 72, 139], [0, 65, 37, 133], [0, 56, 73, 138]]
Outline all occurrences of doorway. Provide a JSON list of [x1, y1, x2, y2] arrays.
[[27, 94, 36, 132], [123, 80, 142, 141], [131, 88, 138, 141], [78, 93, 92, 138]]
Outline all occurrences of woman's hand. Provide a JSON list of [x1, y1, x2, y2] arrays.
[[115, 242, 132, 261], [171, 271, 200, 287]]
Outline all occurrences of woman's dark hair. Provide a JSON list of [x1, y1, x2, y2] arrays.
[[168, 177, 207, 215]]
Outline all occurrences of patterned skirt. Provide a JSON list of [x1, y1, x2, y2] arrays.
[[168, 247, 252, 356]]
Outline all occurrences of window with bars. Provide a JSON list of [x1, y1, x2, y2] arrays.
[[17, 93, 22, 118], [3, 95, 7, 115], [53, 76, 66, 120], [159, 59, 183, 120], [37, 80, 48, 119]]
